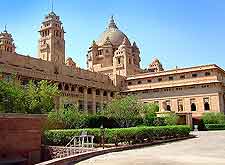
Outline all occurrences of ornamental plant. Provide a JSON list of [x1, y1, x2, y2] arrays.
[[102, 95, 143, 128]]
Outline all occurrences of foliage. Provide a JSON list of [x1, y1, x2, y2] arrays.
[[0, 79, 60, 114], [0, 79, 26, 113], [141, 103, 159, 126], [44, 125, 191, 146], [47, 105, 88, 129], [202, 112, 225, 124], [205, 124, 225, 130], [164, 113, 178, 125], [102, 96, 143, 128], [25, 80, 60, 114]]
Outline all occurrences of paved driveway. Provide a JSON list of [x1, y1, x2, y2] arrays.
[[77, 131, 225, 165]]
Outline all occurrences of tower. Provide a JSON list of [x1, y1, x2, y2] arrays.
[[38, 11, 65, 64], [0, 26, 16, 53]]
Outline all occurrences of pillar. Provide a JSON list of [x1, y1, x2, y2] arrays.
[[107, 91, 111, 101], [84, 87, 88, 113], [92, 88, 96, 114], [100, 90, 104, 111]]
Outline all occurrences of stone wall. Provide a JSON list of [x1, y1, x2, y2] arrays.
[[0, 113, 47, 165]]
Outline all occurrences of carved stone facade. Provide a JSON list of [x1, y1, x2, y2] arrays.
[[0, 11, 225, 124]]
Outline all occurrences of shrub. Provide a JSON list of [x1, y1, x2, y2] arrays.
[[205, 124, 225, 130], [202, 112, 225, 124], [47, 105, 88, 129], [44, 125, 191, 146], [102, 96, 143, 128], [142, 103, 159, 126], [164, 113, 178, 125]]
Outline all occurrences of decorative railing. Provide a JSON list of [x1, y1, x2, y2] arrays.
[[49, 134, 95, 159]]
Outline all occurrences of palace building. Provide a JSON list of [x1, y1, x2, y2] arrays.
[[1, 11, 225, 126]]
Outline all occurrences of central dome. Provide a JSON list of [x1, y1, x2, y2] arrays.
[[96, 16, 131, 46]]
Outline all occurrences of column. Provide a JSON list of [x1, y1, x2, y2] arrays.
[[83, 87, 88, 113], [75, 85, 79, 106], [92, 88, 96, 114], [107, 91, 111, 101], [100, 90, 104, 111]]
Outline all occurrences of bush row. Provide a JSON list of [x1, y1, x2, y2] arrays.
[[205, 124, 225, 130], [44, 125, 191, 146]]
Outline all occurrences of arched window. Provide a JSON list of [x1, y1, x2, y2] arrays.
[[78, 87, 84, 93], [138, 81, 142, 84], [87, 88, 92, 94], [191, 103, 196, 111], [64, 84, 69, 91], [58, 83, 62, 90], [71, 85, 75, 92], [204, 102, 210, 111], [96, 89, 100, 95], [166, 105, 171, 111]]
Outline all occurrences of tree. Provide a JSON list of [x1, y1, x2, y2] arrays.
[[0, 79, 26, 113], [0, 78, 60, 114], [102, 96, 143, 128], [141, 103, 159, 126], [25, 80, 60, 114], [47, 105, 88, 129]]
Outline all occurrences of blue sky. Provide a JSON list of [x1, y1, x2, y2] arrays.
[[1, 0, 225, 69]]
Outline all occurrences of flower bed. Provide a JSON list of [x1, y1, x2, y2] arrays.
[[44, 125, 190, 146]]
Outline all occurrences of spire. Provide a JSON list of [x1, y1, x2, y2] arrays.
[[4, 24, 7, 33], [51, 0, 54, 12], [108, 15, 118, 29], [133, 41, 138, 48]]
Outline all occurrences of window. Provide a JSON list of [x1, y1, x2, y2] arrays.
[[87, 88, 92, 94], [129, 58, 131, 64], [190, 99, 196, 111], [96, 89, 100, 95], [138, 81, 142, 84], [97, 50, 103, 55], [118, 58, 121, 64], [58, 83, 62, 90], [191, 103, 196, 111], [64, 84, 69, 91], [204, 98, 210, 111], [78, 100, 84, 111], [169, 76, 173, 80], [166, 100, 171, 111], [103, 91, 107, 96], [205, 72, 211, 76], [128, 82, 132, 85], [147, 79, 152, 83], [71, 85, 75, 92], [192, 73, 197, 78], [178, 99, 183, 112], [78, 87, 84, 93], [110, 92, 114, 97], [158, 78, 162, 82], [105, 49, 109, 53]]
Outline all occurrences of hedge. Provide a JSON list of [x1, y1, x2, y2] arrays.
[[205, 124, 225, 130], [44, 125, 191, 146]]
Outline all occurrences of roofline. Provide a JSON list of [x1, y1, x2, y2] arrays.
[[127, 64, 225, 80]]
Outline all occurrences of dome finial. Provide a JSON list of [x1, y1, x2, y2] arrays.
[[108, 15, 118, 29], [4, 24, 7, 33]]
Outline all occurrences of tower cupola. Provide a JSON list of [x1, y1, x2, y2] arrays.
[[0, 26, 16, 53]]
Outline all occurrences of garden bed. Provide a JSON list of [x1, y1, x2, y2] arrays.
[[44, 125, 191, 146]]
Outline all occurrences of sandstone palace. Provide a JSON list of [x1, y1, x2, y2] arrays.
[[1, 11, 225, 126]]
